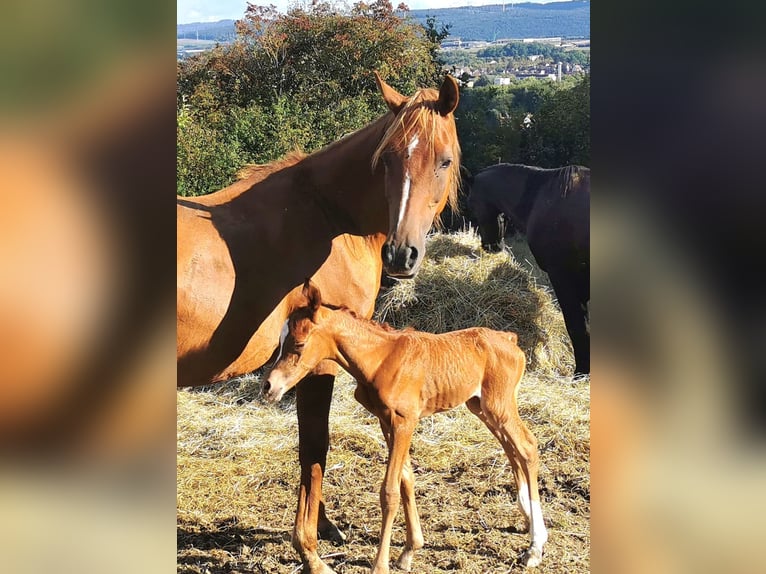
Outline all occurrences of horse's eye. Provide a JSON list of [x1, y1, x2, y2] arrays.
[[440, 159, 453, 169]]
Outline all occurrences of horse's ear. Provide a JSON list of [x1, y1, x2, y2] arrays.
[[436, 75, 460, 117], [302, 279, 321, 314], [374, 71, 407, 114]]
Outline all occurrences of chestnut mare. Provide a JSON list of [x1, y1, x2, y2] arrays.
[[265, 281, 547, 573], [177, 73, 461, 574]]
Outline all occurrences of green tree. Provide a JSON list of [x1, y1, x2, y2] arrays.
[[177, 1, 442, 196], [521, 74, 590, 167]]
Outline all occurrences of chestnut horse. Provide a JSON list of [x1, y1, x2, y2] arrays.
[[468, 163, 590, 375], [265, 281, 547, 573], [177, 73, 461, 574]]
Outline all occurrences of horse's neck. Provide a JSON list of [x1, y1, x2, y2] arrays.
[[198, 114, 392, 237], [325, 312, 392, 382], [301, 115, 392, 236], [504, 169, 536, 232]]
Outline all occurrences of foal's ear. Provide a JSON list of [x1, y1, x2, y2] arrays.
[[436, 74, 460, 117], [374, 71, 408, 114], [301, 279, 322, 314]]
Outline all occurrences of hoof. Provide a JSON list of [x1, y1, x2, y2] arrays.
[[306, 560, 337, 574], [521, 546, 543, 568], [395, 551, 414, 571], [317, 521, 347, 545]]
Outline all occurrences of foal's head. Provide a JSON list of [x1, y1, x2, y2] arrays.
[[263, 281, 333, 403], [373, 72, 461, 278]]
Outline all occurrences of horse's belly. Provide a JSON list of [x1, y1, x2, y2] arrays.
[[177, 223, 236, 355]]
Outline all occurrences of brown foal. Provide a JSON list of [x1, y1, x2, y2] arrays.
[[265, 281, 548, 573]]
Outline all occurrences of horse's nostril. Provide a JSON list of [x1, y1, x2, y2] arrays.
[[405, 246, 418, 269], [263, 380, 271, 394]]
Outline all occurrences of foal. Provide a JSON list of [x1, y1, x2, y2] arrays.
[[264, 281, 547, 572]]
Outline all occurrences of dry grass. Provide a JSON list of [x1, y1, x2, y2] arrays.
[[177, 230, 589, 573], [376, 232, 574, 377]]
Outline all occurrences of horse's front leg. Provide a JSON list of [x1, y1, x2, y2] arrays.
[[371, 415, 415, 574], [549, 266, 589, 375], [293, 369, 341, 574], [394, 453, 424, 572]]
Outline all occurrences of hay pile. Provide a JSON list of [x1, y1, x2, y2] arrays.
[[177, 230, 589, 574], [376, 230, 574, 377]]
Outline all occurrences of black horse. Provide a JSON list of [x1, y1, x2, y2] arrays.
[[468, 163, 590, 375]]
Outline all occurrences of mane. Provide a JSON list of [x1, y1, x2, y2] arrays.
[[557, 164, 589, 198], [370, 88, 462, 218], [236, 150, 308, 182]]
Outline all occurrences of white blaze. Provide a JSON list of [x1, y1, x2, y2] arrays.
[[273, 320, 289, 364], [397, 134, 420, 227], [397, 174, 411, 227]]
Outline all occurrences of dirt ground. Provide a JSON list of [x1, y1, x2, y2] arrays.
[[177, 370, 589, 574]]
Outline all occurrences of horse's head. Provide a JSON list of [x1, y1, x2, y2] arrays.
[[468, 193, 505, 253], [263, 281, 332, 403], [373, 72, 461, 278]]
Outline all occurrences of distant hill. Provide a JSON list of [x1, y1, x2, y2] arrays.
[[176, 1, 589, 44], [410, 1, 589, 41], [176, 19, 237, 42]]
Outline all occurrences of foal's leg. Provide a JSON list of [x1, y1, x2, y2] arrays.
[[484, 398, 547, 568], [372, 415, 416, 574], [394, 454, 424, 572], [376, 418, 424, 572], [293, 372, 339, 574], [466, 397, 532, 527]]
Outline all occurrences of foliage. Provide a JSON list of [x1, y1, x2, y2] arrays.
[[176, 2, 589, 197], [477, 41, 590, 66], [522, 73, 590, 167], [177, 0, 444, 196], [176, 103, 244, 197], [455, 74, 589, 175]]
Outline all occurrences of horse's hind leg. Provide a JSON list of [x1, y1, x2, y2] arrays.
[[466, 397, 531, 527], [493, 413, 546, 567], [293, 372, 341, 574], [468, 394, 547, 567]]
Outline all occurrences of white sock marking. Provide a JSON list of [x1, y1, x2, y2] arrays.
[[517, 483, 531, 518], [529, 500, 548, 550]]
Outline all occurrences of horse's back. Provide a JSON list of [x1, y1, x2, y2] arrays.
[[526, 166, 589, 272]]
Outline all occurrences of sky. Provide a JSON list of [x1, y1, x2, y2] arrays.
[[177, 0, 567, 24]]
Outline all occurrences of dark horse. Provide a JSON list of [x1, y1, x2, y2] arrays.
[[468, 163, 590, 375], [177, 72, 461, 574]]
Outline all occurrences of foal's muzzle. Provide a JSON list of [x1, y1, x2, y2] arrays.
[[262, 377, 285, 403], [382, 242, 420, 277]]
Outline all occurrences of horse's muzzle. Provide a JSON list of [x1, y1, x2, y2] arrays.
[[482, 241, 504, 253], [262, 377, 285, 403], [382, 242, 420, 277]]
